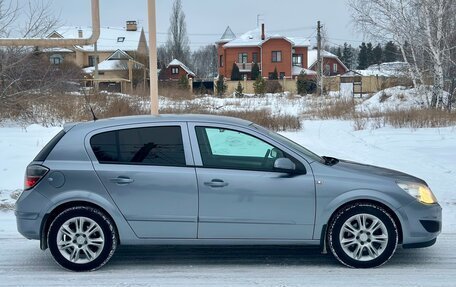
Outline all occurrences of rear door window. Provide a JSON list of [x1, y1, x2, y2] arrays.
[[90, 126, 186, 166]]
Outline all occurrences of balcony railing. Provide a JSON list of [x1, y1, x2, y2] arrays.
[[236, 62, 261, 72]]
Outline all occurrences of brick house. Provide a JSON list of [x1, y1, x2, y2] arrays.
[[308, 49, 348, 76], [159, 59, 196, 81], [217, 24, 313, 80]]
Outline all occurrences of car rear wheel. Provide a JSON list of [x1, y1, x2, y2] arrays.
[[328, 202, 398, 268], [48, 206, 117, 271]]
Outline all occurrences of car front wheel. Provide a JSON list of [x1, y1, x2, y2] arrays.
[[328, 202, 398, 268], [47, 206, 117, 271]]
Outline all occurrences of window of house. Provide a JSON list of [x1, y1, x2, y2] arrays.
[[292, 54, 303, 67], [252, 52, 259, 63], [279, 72, 286, 79], [333, 63, 338, 73], [88, 56, 94, 67], [117, 37, 125, 43], [325, 64, 331, 75], [171, 67, 179, 74], [272, 51, 282, 62], [219, 55, 224, 67], [238, 53, 248, 63], [50, 54, 63, 65], [90, 126, 186, 166]]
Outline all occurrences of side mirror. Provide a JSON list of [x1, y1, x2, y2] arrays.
[[274, 158, 296, 172]]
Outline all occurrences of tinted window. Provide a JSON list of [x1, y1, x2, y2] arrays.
[[195, 127, 304, 173], [91, 126, 186, 166], [34, 130, 66, 161]]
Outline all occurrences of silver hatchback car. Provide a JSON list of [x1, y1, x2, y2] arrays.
[[16, 115, 441, 271]]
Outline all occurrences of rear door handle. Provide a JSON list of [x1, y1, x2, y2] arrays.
[[204, 179, 229, 188], [110, 176, 134, 185]]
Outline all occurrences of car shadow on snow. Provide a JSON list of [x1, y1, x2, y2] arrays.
[[106, 245, 435, 269]]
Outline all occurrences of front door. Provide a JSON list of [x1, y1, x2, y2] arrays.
[[189, 124, 316, 240], [88, 123, 198, 239]]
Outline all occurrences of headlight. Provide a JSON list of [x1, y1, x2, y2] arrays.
[[397, 182, 438, 204]]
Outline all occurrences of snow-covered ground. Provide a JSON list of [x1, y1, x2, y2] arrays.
[[358, 86, 450, 112], [0, 119, 455, 285]]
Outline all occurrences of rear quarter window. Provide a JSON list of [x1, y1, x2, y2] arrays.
[[34, 130, 66, 161], [90, 126, 186, 167]]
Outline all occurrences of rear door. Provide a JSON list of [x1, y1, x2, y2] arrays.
[[188, 123, 316, 240], [87, 122, 198, 239]]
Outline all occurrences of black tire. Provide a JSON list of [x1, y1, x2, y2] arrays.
[[47, 206, 117, 271], [328, 202, 398, 268]]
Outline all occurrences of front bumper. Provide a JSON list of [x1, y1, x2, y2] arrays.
[[396, 199, 442, 247], [15, 189, 51, 240]]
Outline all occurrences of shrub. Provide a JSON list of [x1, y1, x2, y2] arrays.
[[270, 67, 278, 80], [297, 71, 317, 95], [177, 75, 190, 90], [235, 81, 244, 98], [215, 75, 227, 97], [265, 80, 283, 94], [253, 77, 266, 96], [251, 62, 260, 80], [231, 63, 242, 81]]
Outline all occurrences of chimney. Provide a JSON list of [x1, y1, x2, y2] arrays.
[[78, 29, 83, 38], [126, 21, 138, 31], [261, 24, 265, 40]]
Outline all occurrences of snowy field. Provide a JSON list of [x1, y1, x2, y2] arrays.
[[0, 119, 455, 285]]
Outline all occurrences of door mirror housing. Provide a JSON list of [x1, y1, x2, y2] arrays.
[[274, 158, 296, 172]]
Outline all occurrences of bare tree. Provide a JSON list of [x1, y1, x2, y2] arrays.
[[190, 44, 217, 79], [165, 0, 190, 66], [0, 0, 65, 116], [349, 0, 456, 108]]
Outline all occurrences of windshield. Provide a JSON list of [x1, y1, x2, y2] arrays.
[[251, 124, 325, 164]]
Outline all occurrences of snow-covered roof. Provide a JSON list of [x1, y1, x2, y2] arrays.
[[356, 62, 409, 77], [287, 37, 311, 47], [307, 49, 348, 72], [223, 28, 263, 48], [167, 59, 195, 76], [83, 50, 143, 74], [218, 26, 236, 43], [292, 66, 317, 76], [222, 27, 311, 48], [307, 49, 338, 68], [49, 26, 145, 52], [83, 59, 126, 73]]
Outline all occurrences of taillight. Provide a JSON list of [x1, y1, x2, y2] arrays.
[[24, 165, 49, 190]]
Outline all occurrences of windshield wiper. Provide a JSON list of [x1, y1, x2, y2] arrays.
[[322, 156, 339, 166]]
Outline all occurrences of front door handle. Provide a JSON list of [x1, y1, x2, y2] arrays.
[[110, 176, 134, 185], [204, 179, 229, 188]]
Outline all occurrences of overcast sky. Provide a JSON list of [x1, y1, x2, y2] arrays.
[[46, 0, 363, 49]]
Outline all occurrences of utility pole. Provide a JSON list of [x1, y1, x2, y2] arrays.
[[317, 21, 322, 97], [94, 41, 99, 91], [148, 0, 159, 115]]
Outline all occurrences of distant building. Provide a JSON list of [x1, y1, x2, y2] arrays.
[[44, 21, 148, 92], [217, 24, 348, 80], [160, 59, 196, 81], [307, 49, 348, 76], [217, 24, 314, 80]]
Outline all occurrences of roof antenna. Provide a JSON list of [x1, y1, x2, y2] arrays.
[[81, 86, 98, 121]]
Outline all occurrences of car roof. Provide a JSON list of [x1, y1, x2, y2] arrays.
[[65, 114, 253, 132]]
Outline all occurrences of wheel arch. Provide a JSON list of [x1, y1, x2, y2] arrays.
[[40, 200, 120, 250], [320, 199, 404, 250]]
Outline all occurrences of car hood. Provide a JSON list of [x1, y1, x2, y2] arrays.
[[330, 159, 427, 185]]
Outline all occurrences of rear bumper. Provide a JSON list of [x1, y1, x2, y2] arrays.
[[15, 190, 50, 240], [396, 200, 442, 248]]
